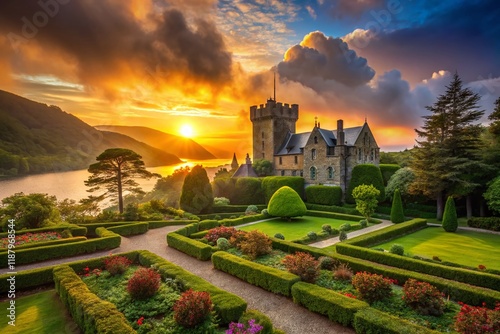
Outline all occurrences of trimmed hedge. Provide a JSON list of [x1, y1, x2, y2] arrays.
[[219, 214, 266, 227], [0, 224, 87, 238], [305, 185, 342, 206], [166, 232, 214, 260], [306, 203, 361, 215], [53, 265, 135, 333], [1, 236, 87, 250], [198, 219, 220, 231], [233, 177, 265, 205], [0, 228, 121, 268], [138, 250, 247, 324], [343, 218, 427, 247], [77, 222, 143, 237], [379, 164, 401, 186], [239, 309, 274, 334], [212, 205, 266, 213], [212, 251, 300, 296], [291, 282, 369, 326], [147, 220, 195, 229], [467, 217, 500, 231], [261, 176, 304, 203], [346, 164, 385, 204], [107, 222, 149, 236], [306, 210, 364, 222], [336, 243, 500, 291], [354, 308, 440, 334]]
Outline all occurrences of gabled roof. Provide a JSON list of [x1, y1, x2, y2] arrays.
[[342, 126, 363, 146], [276, 132, 310, 155], [232, 163, 258, 178], [317, 128, 337, 146]]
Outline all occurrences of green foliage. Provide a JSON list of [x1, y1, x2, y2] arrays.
[[261, 176, 304, 203], [339, 230, 348, 242], [305, 185, 342, 206], [354, 308, 440, 334], [127, 267, 161, 300], [166, 232, 214, 261], [442, 196, 458, 232], [180, 165, 214, 214], [173, 289, 213, 328], [234, 177, 265, 205], [352, 184, 380, 219], [214, 197, 230, 206], [0, 192, 60, 230], [467, 217, 500, 231], [352, 272, 393, 303], [267, 186, 307, 218], [252, 159, 273, 177], [282, 252, 320, 283], [389, 244, 404, 256], [402, 279, 444, 316], [385, 167, 416, 202], [274, 233, 285, 240], [212, 178, 236, 202], [379, 164, 401, 186], [238, 309, 274, 334], [212, 251, 300, 296], [238, 230, 272, 260], [145, 167, 190, 207], [346, 164, 385, 203], [484, 176, 500, 214], [291, 282, 369, 326], [390, 188, 405, 224], [321, 224, 332, 234], [380, 150, 413, 167], [306, 231, 318, 240], [339, 223, 352, 231], [245, 205, 259, 215], [217, 237, 230, 250], [319, 256, 337, 270]]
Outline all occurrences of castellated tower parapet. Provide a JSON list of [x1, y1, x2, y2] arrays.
[[250, 98, 299, 163]]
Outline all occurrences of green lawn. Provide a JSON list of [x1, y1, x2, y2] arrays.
[[0, 290, 79, 334], [373, 227, 500, 270], [239, 216, 354, 240]]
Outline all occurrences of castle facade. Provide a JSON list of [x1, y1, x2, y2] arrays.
[[250, 98, 380, 192]]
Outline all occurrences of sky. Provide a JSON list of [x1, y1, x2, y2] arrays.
[[0, 0, 499, 156]]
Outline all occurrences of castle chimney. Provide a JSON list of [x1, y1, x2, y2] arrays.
[[337, 119, 345, 145]]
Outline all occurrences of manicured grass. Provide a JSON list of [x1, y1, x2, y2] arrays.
[[238, 216, 354, 240], [373, 226, 500, 270], [0, 290, 79, 334]]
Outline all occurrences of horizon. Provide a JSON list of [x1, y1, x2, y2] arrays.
[[0, 1, 499, 154]]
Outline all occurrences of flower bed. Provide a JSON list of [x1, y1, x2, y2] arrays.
[[0, 231, 62, 248]]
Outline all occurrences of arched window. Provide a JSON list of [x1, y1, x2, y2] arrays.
[[327, 167, 334, 179], [311, 149, 317, 160], [314, 136, 318, 144], [310, 166, 317, 180]]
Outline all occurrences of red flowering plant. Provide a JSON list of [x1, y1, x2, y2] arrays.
[[343, 292, 357, 299], [104, 254, 132, 275], [282, 252, 320, 283], [402, 279, 444, 316], [127, 267, 161, 300], [351, 272, 394, 303], [173, 289, 213, 328], [0, 231, 61, 248], [205, 226, 238, 244], [137, 316, 145, 326], [478, 264, 487, 271], [454, 302, 500, 334]]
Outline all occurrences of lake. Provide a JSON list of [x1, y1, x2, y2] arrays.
[[0, 159, 231, 202]]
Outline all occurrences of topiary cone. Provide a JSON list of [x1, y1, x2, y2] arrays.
[[442, 196, 458, 232], [390, 188, 405, 224], [267, 186, 307, 219]]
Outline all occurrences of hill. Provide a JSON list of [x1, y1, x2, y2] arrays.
[[0, 90, 181, 176], [95, 125, 217, 160]]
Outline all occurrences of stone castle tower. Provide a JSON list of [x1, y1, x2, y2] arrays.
[[250, 98, 299, 163]]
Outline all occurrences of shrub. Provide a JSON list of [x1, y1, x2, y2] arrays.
[[321, 224, 332, 234], [352, 184, 380, 219], [346, 164, 385, 203], [454, 302, 500, 334], [339, 230, 348, 242], [104, 255, 132, 276], [245, 205, 259, 215], [60, 229, 72, 238], [339, 223, 351, 231], [333, 263, 353, 281], [261, 209, 270, 218], [267, 186, 307, 219], [282, 252, 320, 283], [173, 289, 213, 328], [442, 196, 458, 232], [467, 217, 500, 231], [359, 219, 367, 228], [127, 267, 161, 299], [226, 318, 264, 334], [305, 185, 342, 206], [351, 272, 393, 303], [318, 256, 337, 270], [389, 244, 404, 256], [402, 279, 444, 316], [390, 188, 405, 224], [205, 226, 238, 244], [214, 197, 231, 206], [261, 176, 304, 203], [238, 230, 272, 259], [217, 238, 231, 251], [234, 178, 265, 205], [307, 231, 318, 240], [273, 233, 285, 240], [180, 165, 214, 214], [432, 255, 442, 262], [379, 164, 401, 185]]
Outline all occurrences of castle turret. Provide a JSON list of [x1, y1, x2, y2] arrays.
[[231, 153, 239, 170]]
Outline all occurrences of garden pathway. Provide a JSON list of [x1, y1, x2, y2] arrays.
[[3, 226, 354, 334]]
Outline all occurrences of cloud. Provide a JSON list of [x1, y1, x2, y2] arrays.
[[326, 0, 386, 19], [306, 5, 317, 19]]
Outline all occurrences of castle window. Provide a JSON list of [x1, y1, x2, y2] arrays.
[[300, 170, 304, 177], [279, 157, 282, 165], [311, 149, 317, 160], [262, 132, 264, 139], [314, 136, 318, 144], [370, 149, 374, 161], [327, 167, 334, 179], [294, 155, 298, 164], [292, 170, 296, 176], [310, 166, 317, 180], [262, 141, 264, 150], [358, 148, 362, 161], [281, 170, 285, 176]]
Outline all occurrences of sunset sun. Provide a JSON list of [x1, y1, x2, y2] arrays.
[[179, 124, 194, 138]]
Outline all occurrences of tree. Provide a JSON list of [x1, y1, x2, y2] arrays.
[[267, 186, 307, 220], [390, 188, 405, 224], [484, 177, 500, 214], [410, 73, 485, 219], [352, 184, 380, 220], [84, 148, 158, 213], [0, 192, 60, 230], [442, 196, 458, 232], [488, 96, 500, 136], [385, 167, 416, 204], [144, 166, 190, 207], [346, 164, 385, 203], [180, 165, 214, 214], [214, 167, 232, 180], [253, 159, 273, 177]]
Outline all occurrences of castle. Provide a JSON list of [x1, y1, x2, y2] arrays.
[[249, 97, 380, 193]]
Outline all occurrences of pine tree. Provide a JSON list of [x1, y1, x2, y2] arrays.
[[180, 165, 213, 214], [410, 73, 485, 219], [390, 188, 405, 224], [442, 196, 458, 232]]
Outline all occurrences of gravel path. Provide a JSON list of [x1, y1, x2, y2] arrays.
[[4, 226, 354, 334]]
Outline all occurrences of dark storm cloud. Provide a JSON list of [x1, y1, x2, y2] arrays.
[[0, 0, 232, 92], [277, 31, 375, 88]]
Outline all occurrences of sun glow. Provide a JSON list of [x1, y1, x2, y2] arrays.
[[179, 124, 194, 138]]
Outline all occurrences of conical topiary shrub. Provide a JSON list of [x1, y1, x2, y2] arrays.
[[267, 186, 307, 220], [390, 188, 405, 224], [442, 196, 458, 232]]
